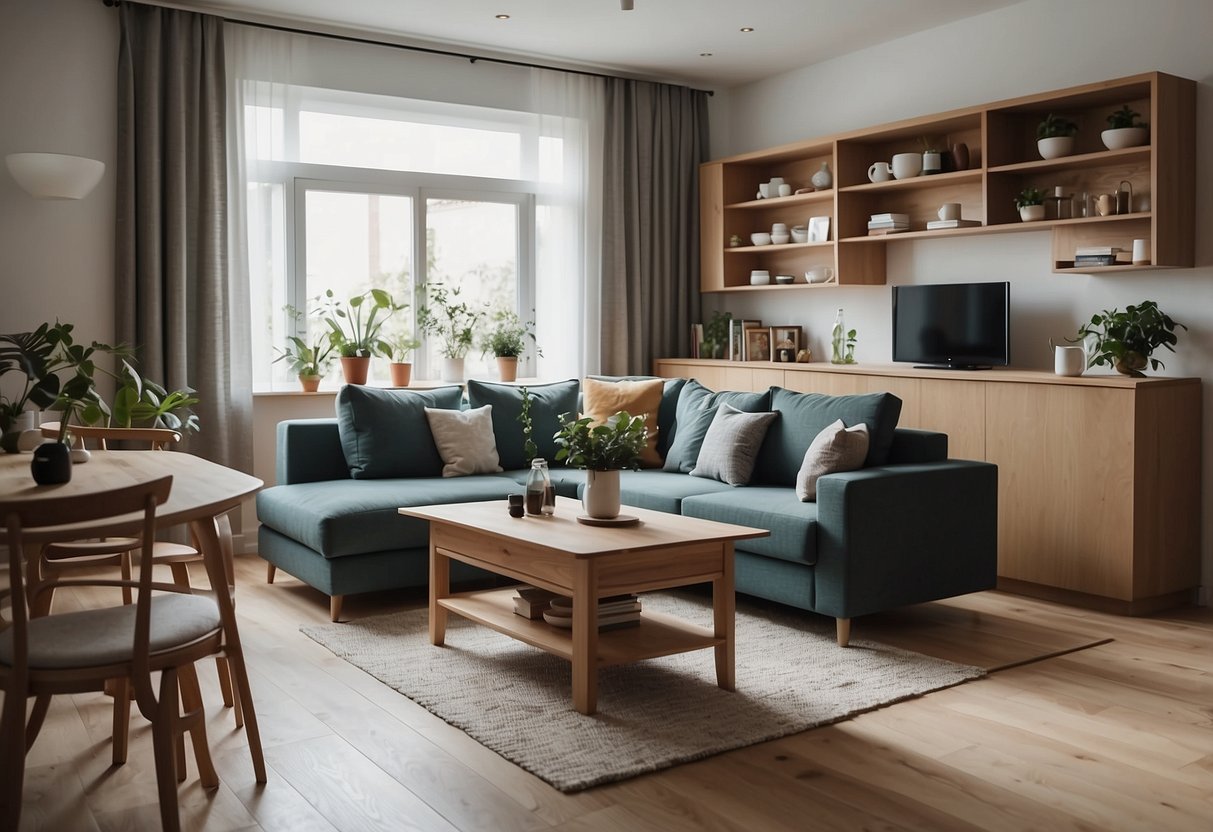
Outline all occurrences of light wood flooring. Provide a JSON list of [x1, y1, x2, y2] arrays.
[[9, 555, 1213, 832]]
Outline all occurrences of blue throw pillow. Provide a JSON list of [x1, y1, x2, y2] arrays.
[[662, 379, 772, 474], [588, 375, 687, 458], [335, 385, 463, 479], [466, 379, 580, 471]]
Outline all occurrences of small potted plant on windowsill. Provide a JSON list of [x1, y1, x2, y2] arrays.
[[1015, 187, 1046, 222], [482, 310, 540, 383], [381, 334, 421, 387], [417, 283, 486, 382], [275, 306, 335, 392], [1102, 104, 1148, 150], [319, 288, 406, 385], [1072, 300, 1185, 377], [1036, 113, 1078, 159], [554, 410, 647, 520]]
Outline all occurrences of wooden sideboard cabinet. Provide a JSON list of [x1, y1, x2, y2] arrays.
[[654, 359, 1202, 613]]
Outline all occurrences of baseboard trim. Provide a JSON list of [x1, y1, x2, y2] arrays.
[[996, 578, 1196, 615]]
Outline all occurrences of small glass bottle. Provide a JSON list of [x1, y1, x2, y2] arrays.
[[526, 458, 554, 516], [831, 308, 846, 364]]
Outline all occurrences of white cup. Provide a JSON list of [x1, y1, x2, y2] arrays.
[[758, 183, 770, 199], [778, 183, 792, 197], [868, 162, 892, 182], [1054, 344, 1086, 377], [750, 269, 771, 285], [804, 266, 835, 284], [771, 222, 788, 233], [751, 232, 772, 246], [938, 203, 961, 221], [891, 152, 922, 180]]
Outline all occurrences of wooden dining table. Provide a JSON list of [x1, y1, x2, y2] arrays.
[[0, 449, 268, 782]]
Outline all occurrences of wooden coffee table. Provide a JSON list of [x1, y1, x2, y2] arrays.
[[400, 496, 768, 714]]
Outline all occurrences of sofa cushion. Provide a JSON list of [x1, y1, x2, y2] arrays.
[[467, 379, 580, 471], [615, 470, 736, 514], [796, 419, 869, 501], [588, 375, 687, 458], [335, 385, 463, 479], [256, 476, 524, 558], [663, 380, 772, 474], [681, 488, 819, 566], [582, 377, 664, 467], [753, 387, 902, 486], [424, 405, 503, 477], [690, 404, 779, 486]]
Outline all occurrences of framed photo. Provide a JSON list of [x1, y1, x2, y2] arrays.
[[732, 318, 761, 361], [744, 327, 771, 363], [808, 215, 831, 243], [769, 326, 802, 363]]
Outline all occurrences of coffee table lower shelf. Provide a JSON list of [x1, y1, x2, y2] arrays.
[[438, 588, 723, 666]]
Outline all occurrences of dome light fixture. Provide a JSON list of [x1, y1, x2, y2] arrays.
[[5, 152, 105, 200]]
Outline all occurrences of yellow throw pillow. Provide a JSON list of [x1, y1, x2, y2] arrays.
[[581, 377, 664, 468]]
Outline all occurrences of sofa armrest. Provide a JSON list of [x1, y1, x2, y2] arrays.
[[886, 428, 948, 464], [813, 460, 997, 619], [276, 419, 350, 484]]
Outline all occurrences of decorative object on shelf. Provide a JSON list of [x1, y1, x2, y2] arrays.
[[867, 161, 892, 183], [418, 282, 487, 381], [938, 203, 961, 221], [795, 348, 811, 363], [749, 269, 771, 286], [482, 309, 539, 383], [1102, 104, 1149, 149], [728, 234, 742, 247], [750, 232, 772, 246], [1072, 245, 1122, 267], [1051, 338, 1087, 377], [867, 212, 909, 234], [1015, 187, 1045, 221], [1036, 113, 1078, 159], [770, 222, 790, 245], [808, 216, 831, 242], [1045, 186, 1073, 220], [700, 310, 732, 359], [891, 152, 922, 179], [744, 327, 771, 362], [951, 141, 970, 171], [730, 319, 761, 361], [770, 326, 802, 363], [778, 183, 793, 197], [830, 308, 846, 364], [774, 274, 795, 285], [1132, 238, 1150, 266], [1095, 192, 1116, 216], [1072, 300, 1185, 377], [757, 183, 769, 199], [790, 225, 808, 243], [920, 138, 942, 175], [811, 162, 832, 190], [1116, 180, 1133, 214], [804, 266, 835, 284], [844, 329, 857, 364], [554, 410, 647, 520]]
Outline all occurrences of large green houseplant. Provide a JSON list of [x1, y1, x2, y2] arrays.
[[318, 288, 406, 384], [1073, 300, 1185, 376], [554, 410, 648, 519]]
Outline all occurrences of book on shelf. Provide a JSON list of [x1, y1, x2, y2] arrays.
[[925, 219, 982, 230], [869, 212, 909, 223], [1074, 246, 1121, 256], [867, 220, 910, 229], [513, 586, 560, 619], [868, 226, 910, 236], [731, 319, 761, 360], [1072, 255, 1119, 266], [690, 323, 704, 358], [542, 594, 642, 629]]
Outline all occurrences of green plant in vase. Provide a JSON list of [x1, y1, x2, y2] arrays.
[[482, 310, 540, 382], [417, 282, 487, 381], [1015, 187, 1046, 221], [1102, 104, 1149, 149], [274, 306, 335, 391], [844, 329, 858, 364], [701, 310, 732, 359], [318, 288, 406, 384], [380, 333, 421, 387], [554, 410, 648, 519], [1072, 300, 1185, 377], [1036, 113, 1078, 159]]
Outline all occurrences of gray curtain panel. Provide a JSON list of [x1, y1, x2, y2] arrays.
[[116, 4, 252, 471], [601, 79, 709, 376]]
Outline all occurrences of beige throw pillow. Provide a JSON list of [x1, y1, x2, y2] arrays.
[[424, 405, 503, 477], [796, 418, 870, 501], [581, 377, 664, 467]]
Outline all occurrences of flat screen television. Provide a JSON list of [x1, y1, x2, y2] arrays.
[[892, 281, 1010, 370]]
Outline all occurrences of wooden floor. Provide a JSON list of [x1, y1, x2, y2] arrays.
[[9, 555, 1213, 832]]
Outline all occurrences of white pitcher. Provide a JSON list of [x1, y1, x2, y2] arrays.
[[1051, 338, 1086, 376]]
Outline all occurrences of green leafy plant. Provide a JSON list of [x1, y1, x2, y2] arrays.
[[482, 310, 540, 359], [553, 410, 648, 471], [517, 385, 537, 463], [844, 329, 858, 364], [318, 288, 406, 358], [381, 334, 421, 363], [1106, 105, 1147, 130], [701, 310, 732, 358], [417, 283, 487, 359], [1015, 187, 1045, 208], [274, 305, 335, 377], [108, 360, 200, 434], [1037, 113, 1077, 139], [1073, 300, 1185, 376]]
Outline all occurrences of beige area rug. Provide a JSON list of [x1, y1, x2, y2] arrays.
[[302, 593, 985, 792]]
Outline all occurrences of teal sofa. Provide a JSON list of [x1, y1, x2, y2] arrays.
[[255, 378, 997, 644]]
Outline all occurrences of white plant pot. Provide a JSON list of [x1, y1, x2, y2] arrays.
[[1037, 136, 1074, 159], [1101, 127, 1148, 150], [442, 357, 465, 382], [582, 469, 621, 519], [1019, 204, 1046, 222]]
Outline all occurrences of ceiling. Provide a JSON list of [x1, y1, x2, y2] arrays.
[[185, 0, 1024, 87]]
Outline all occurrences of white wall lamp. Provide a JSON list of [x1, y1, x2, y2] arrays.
[[5, 152, 105, 200]]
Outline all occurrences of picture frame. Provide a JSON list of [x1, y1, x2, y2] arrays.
[[769, 325, 802, 363], [744, 327, 771, 363], [731, 318, 761, 361], [808, 215, 831, 243]]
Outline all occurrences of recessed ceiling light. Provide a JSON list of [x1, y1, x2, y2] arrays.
[[740, 27, 754, 33], [699, 52, 713, 58], [495, 14, 510, 20]]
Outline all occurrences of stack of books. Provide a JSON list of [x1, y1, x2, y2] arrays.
[[512, 586, 559, 619], [868, 213, 909, 235], [1073, 246, 1122, 267], [926, 218, 982, 230], [541, 594, 642, 630]]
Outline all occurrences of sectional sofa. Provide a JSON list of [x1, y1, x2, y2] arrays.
[[255, 377, 998, 644]]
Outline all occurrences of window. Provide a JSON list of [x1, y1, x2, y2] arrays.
[[243, 84, 550, 388]]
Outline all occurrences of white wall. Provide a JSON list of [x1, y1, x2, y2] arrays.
[[712, 0, 1213, 598]]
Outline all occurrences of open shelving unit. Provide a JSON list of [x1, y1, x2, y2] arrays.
[[699, 71, 1195, 292]]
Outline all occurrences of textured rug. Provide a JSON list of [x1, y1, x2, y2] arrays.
[[302, 594, 984, 792]]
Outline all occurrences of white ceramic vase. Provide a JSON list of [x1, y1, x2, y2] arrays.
[[442, 357, 465, 382], [582, 469, 621, 519], [1037, 136, 1074, 159]]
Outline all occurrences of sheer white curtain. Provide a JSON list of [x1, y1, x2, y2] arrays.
[[530, 69, 606, 380]]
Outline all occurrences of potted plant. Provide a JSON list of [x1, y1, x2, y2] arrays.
[[1015, 187, 1046, 222], [318, 288, 406, 385], [700, 310, 731, 360], [1036, 113, 1078, 159], [380, 334, 421, 387], [273, 305, 334, 391], [31, 331, 113, 484], [1073, 300, 1185, 377], [482, 310, 539, 382], [417, 283, 486, 382], [108, 360, 200, 434], [553, 410, 647, 519], [1102, 104, 1148, 150]]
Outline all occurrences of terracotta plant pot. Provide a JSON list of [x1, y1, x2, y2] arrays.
[[389, 362, 412, 387], [340, 356, 370, 385], [496, 356, 519, 382], [299, 374, 321, 392]]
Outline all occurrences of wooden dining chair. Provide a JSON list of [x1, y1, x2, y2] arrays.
[[0, 475, 224, 832]]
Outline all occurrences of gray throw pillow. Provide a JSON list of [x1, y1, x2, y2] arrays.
[[466, 379, 579, 471], [795, 419, 870, 501], [663, 380, 772, 474], [335, 385, 463, 479], [689, 404, 779, 486]]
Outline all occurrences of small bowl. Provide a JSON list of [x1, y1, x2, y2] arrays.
[[771, 233, 791, 245], [774, 274, 795, 285], [751, 232, 772, 246], [771, 222, 789, 233], [750, 269, 771, 285], [790, 226, 808, 243]]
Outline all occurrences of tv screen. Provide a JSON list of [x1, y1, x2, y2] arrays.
[[892, 281, 1009, 369]]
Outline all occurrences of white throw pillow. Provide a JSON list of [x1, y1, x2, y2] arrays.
[[795, 418, 870, 501], [424, 405, 503, 477]]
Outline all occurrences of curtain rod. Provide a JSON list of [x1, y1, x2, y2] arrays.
[[101, 0, 713, 96]]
